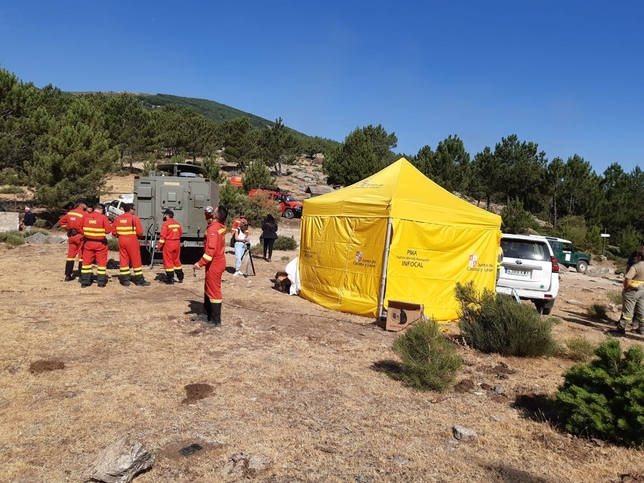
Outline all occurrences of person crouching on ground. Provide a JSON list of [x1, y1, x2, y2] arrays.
[[156, 209, 183, 284], [80, 203, 112, 288], [193, 205, 228, 327], [112, 203, 150, 287], [233, 220, 249, 276]]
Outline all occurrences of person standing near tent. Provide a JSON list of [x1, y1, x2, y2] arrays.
[[156, 209, 184, 284], [261, 214, 278, 262], [194, 205, 228, 327], [232, 220, 249, 276], [617, 251, 644, 335]]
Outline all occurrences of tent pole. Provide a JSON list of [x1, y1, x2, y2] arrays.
[[377, 217, 393, 319]]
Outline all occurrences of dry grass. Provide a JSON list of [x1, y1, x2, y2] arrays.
[[2, 240, 644, 482]]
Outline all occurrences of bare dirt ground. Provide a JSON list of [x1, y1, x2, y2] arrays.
[[2, 173, 644, 482]]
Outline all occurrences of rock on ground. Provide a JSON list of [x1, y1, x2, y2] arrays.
[[84, 436, 154, 483]]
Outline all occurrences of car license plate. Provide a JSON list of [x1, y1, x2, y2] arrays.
[[506, 268, 530, 277]]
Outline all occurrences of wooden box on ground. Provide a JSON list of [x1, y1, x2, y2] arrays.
[[385, 300, 424, 331]]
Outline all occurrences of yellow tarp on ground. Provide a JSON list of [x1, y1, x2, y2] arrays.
[[298, 158, 502, 321]]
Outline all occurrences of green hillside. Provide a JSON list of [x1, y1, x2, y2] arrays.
[[135, 93, 277, 131]]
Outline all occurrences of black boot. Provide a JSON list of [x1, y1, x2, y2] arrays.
[[97, 274, 108, 288], [165, 271, 174, 285], [120, 275, 131, 287], [80, 266, 92, 287], [209, 302, 222, 327], [176, 269, 184, 283], [203, 294, 213, 321], [132, 275, 151, 287], [64, 260, 75, 281], [76, 261, 83, 282]]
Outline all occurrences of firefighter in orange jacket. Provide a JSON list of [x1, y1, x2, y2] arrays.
[[112, 203, 150, 287], [58, 198, 87, 281], [194, 205, 228, 327], [80, 203, 112, 287], [156, 209, 184, 284]]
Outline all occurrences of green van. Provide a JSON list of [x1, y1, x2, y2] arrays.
[[545, 236, 591, 273]]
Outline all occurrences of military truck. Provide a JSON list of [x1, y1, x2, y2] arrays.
[[133, 163, 219, 265]]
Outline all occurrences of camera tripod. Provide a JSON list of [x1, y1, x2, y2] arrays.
[[241, 242, 256, 276]]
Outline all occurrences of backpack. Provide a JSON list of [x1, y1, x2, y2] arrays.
[[229, 232, 236, 248]]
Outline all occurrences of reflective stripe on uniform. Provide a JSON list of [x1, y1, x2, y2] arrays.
[[202, 254, 213, 261], [84, 228, 106, 236], [115, 229, 137, 236]]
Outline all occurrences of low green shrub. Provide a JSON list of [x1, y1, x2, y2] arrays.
[[555, 338, 644, 447], [250, 243, 263, 256], [456, 281, 560, 357], [586, 304, 608, 320], [392, 319, 462, 392], [34, 219, 48, 228], [562, 337, 597, 362], [273, 235, 298, 251], [2, 234, 25, 246], [108, 238, 119, 251], [613, 254, 629, 275], [607, 290, 622, 305], [0, 230, 21, 240]]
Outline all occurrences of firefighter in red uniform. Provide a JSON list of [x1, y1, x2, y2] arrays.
[[58, 199, 87, 281], [80, 203, 112, 287], [230, 211, 249, 238], [194, 205, 228, 327], [156, 209, 184, 284], [112, 203, 150, 287]]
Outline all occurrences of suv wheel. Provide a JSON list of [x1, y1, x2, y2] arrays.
[[534, 299, 555, 316], [283, 208, 294, 219], [575, 260, 589, 273]]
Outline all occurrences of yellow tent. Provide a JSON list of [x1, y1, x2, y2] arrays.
[[298, 158, 502, 321]]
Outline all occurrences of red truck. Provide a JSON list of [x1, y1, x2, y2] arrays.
[[249, 189, 303, 219]]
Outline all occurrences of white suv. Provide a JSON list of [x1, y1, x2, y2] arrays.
[[496, 234, 560, 315], [105, 197, 133, 220]]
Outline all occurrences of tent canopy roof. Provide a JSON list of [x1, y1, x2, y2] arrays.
[[303, 158, 501, 228]]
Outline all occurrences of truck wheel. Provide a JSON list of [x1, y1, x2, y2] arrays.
[[534, 299, 555, 316], [283, 209, 294, 219], [575, 260, 589, 273], [140, 246, 152, 266]]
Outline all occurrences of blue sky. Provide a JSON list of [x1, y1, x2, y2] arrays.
[[1, 1, 642, 174]]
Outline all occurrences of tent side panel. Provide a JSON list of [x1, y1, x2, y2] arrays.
[[299, 215, 387, 317], [385, 220, 501, 321]]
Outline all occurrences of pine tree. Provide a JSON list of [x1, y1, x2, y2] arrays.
[[26, 97, 119, 207], [257, 117, 298, 176], [323, 124, 397, 186], [556, 338, 644, 447], [242, 160, 274, 192]]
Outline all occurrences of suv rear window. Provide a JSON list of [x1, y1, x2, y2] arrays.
[[501, 239, 549, 261]]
